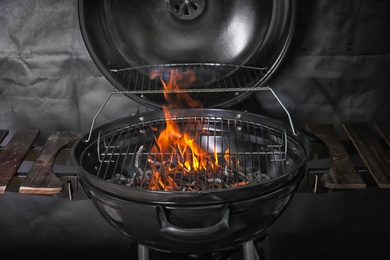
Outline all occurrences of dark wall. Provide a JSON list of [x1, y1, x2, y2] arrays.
[[0, 0, 389, 142], [1, 0, 390, 259], [247, 0, 390, 138]]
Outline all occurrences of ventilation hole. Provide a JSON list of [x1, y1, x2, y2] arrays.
[[174, 4, 180, 12], [191, 3, 199, 11], [184, 6, 190, 15]]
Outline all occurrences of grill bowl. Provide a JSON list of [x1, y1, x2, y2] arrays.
[[72, 109, 311, 252]]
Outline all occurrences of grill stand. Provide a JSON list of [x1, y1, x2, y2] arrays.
[[135, 238, 266, 260], [138, 245, 149, 260], [242, 240, 261, 260]]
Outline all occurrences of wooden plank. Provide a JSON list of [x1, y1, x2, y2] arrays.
[[19, 131, 83, 195], [0, 130, 40, 194], [304, 124, 366, 189], [0, 130, 9, 143], [375, 123, 390, 147], [343, 123, 390, 188]]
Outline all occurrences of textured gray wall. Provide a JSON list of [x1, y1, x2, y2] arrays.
[[253, 0, 390, 138], [0, 1, 390, 259], [0, 0, 389, 144]]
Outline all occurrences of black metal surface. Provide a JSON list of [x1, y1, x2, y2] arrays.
[[73, 108, 311, 202], [78, 0, 296, 109], [81, 173, 302, 253], [109, 63, 269, 95], [72, 109, 311, 253], [73, 0, 309, 254], [167, 0, 206, 21]]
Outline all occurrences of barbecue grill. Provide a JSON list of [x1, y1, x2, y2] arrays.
[[1, 0, 390, 259], [71, 0, 312, 259]]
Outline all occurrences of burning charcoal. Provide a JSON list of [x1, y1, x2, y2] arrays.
[[208, 177, 222, 188], [147, 158, 162, 167], [150, 170, 181, 191], [249, 168, 271, 183], [196, 178, 206, 190], [230, 156, 240, 170], [234, 168, 246, 180], [148, 158, 173, 171], [147, 158, 167, 169], [223, 165, 231, 176], [231, 181, 250, 188], [243, 168, 264, 183], [125, 179, 133, 187], [245, 172, 255, 183], [260, 173, 270, 181], [223, 156, 246, 180], [229, 157, 248, 179], [109, 173, 128, 185], [135, 170, 152, 187]]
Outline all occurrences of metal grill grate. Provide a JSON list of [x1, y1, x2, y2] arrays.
[[110, 63, 268, 94], [86, 115, 294, 191]]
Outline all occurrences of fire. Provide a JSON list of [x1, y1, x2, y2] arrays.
[[150, 68, 202, 109], [148, 68, 223, 191]]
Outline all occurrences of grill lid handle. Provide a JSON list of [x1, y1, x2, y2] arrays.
[[157, 204, 230, 238]]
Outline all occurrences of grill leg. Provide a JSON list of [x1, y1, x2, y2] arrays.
[[242, 240, 260, 260], [138, 245, 149, 260]]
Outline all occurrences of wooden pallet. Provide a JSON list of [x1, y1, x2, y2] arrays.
[[1, 124, 390, 194], [0, 130, 83, 194], [304, 123, 390, 189]]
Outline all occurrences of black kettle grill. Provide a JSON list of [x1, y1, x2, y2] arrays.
[[72, 0, 311, 259]]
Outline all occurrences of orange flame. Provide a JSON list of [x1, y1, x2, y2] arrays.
[[148, 68, 223, 191], [150, 68, 202, 109]]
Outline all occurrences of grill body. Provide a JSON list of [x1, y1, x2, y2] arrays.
[[72, 109, 311, 252], [73, 0, 310, 254], [82, 174, 301, 253]]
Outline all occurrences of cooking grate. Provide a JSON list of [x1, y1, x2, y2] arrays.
[[82, 114, 298, 191], [110, 63, 268, 93], [85, 63, 298, 141]]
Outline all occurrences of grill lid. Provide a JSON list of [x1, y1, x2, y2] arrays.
[[78, 0, 296, 109]]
